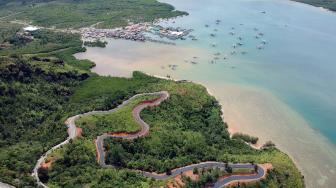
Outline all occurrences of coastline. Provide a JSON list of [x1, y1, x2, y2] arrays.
[[73, 0, 336, 185], [145, 72, 263, 149], [141, 72, 335, 188], [290, 0, 336, 14]]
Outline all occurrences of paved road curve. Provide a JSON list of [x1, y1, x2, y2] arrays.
[[0, 182, 15, 188], [32, 91, 266, 188]]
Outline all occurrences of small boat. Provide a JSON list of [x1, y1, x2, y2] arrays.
[[214, 52, 221, 56], [261, 40, 267, 44], [229, 31, 235, 35], [191, 61, 198, 65], [237, 42, 243, 46], [230, 51, 236, 55], [255, 35, 260, 39], [210, 33, 216, 37], [211, 43, 217, 47], [205, 24, 209, 27], [193, 56, 198, 59], [232, 44, 237, 48], [257, 45, 264, 50], [238, 36, 242, 40], [261, 11, 266, 14], [241, 51, 247, 55], [258, 32, 264, 36]]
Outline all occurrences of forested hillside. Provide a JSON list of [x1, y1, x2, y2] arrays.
[[0, 0, 187, 29], [293, 0, 336, 11], [0, 0, 305, 187]]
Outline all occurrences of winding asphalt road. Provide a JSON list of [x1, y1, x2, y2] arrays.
[[32, 91, 266, 188]]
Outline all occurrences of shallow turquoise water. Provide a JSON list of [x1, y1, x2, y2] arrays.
[[159, 0, 336, 143]]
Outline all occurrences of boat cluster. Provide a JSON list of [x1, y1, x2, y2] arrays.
[[161, 64, 179, 71], [202, 19, 269, 64]]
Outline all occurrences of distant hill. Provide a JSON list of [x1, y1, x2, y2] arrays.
[[293, 0, 336, 11], [0, 0, 187, 29]]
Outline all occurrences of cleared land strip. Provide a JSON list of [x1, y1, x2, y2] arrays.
[[32, 91, 266, 188]]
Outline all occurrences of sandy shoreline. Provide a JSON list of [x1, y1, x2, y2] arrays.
[[143, 72, 336, 188], [145, 72, 262, 149]]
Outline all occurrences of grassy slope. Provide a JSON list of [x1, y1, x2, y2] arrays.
[[0, 0, 187, 29], [76, 95, 160, 137]]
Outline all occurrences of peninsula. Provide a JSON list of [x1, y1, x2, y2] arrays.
[[0, 0, 306, 188]]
